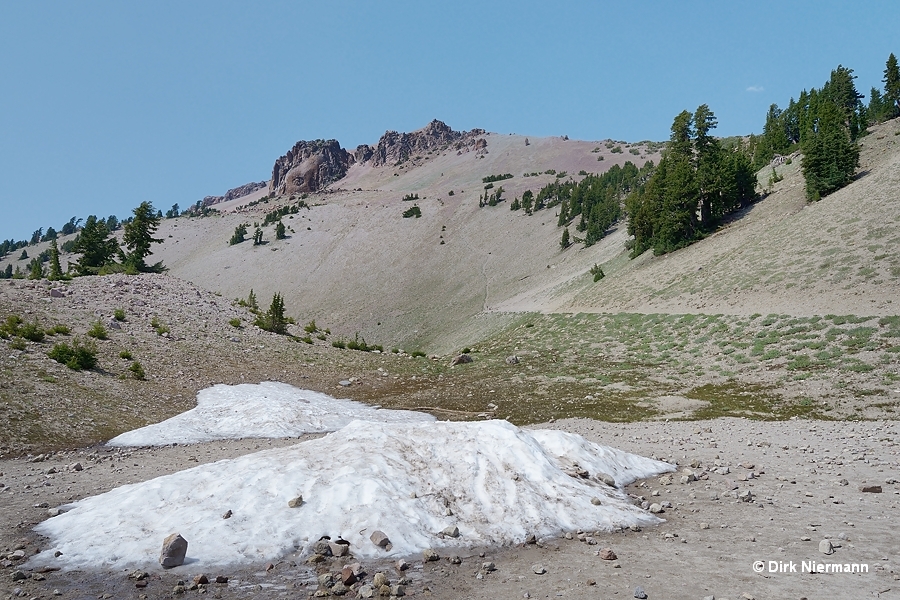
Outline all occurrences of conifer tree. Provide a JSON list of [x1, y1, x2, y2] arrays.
[[122, 201, 164, 272], [275, 221, 286, 240], [560, 227, 570, 249], [884, 53, 900, 118], [48, 238, 63, 280], [74, 215, 118, 274], [255, 292, 287, 334], [801, 100, 859, 201]]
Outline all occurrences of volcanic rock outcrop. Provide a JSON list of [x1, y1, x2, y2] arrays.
[[200, 181, 268, 207], [270, 139, 353, 196]]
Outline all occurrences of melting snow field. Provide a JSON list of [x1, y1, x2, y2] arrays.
[[107, 381, 435, 446], [34, 383, 674, 571]]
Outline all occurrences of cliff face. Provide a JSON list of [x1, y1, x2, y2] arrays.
[[269, 120, 487, 195], [269, 139, 353, 196], [201, 181, 268, 207]]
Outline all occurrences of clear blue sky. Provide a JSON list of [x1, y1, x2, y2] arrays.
[[1, 1, 897, 240]]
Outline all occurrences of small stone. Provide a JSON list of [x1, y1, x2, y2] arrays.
[[700, 523, 710, 530], [287, 495, 304, 508], [819, 539, 833, 555], [597, 472, 616, 486], [505, 355, 520, 364], [222, 510, 232, 519], [839, 478, 849, 486], [373, 572, 389, 588], [378, 584, 391, 597], [357, 584, 375, 599], [307, 553, 326, 564], [859, 485, 882, 493], [442, 525, 460, 538], [395, 559, 410, 571], [390, 584, 405, 597], [525, 533, 537, 544], [634, 585, 648, 599], [11, 570, 27, 581], [449, 555, 462, 564], [598, 548, 617, 560], [590, 497, 602, 505], [172, 585, 186, 594], [159, 533, 188, 568], [423, 548, 440, 562], [649, 503, 663, 513], [214, 575, 228, 584], [331, 582, 348, 596], [532, 564, 546, 575], [341, 565, 358, 586], [482, 561, 496, 572], [129, 570, 149, 581], [318, 573, 335, 588], [194, 575, 209, 585], [370, 530, 391, 548], [69, 462, 83, 472]]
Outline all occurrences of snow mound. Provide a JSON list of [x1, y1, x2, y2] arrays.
[[107, 381, 435, 446], [35, 419, 673, 571]]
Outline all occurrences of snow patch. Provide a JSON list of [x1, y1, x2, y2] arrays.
[[34, 419, 673, 571], [107, 381, 435, 446]]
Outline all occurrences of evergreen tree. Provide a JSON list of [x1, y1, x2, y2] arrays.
[[48, 238, 63, 280], [275, 221, 286, 239], [74, 215, 118, 274], [255, 292, 287, 334], [801, 100, 859, 200], [122, 201, 164, 272], [560, 227, 570, 249], [230, 224, 248, 245], [884, 53, 900, 118], [252, 227, 264, 245], [28, 258, 44, 280], [30, 228, 43, 245], [61, 217, 79, 236], [41, 227, 58, 242], [3, 264, 11, 279]]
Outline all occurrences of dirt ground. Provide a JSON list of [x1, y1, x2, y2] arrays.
[[2, 417, 897, 600]]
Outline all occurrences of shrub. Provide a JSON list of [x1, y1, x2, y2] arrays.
[[255, 293, 287, 334], [119, 349, 133, 359], [590, 264, 605, 282], [482, 173, 513, 183], [47, 324, 71, 336], [332, 339, 346, 349], [150, 317, 169, 336], [113, 308, 126, 321], [48, 338, 97, 370], [87, 321, 108, 340], [128, 361, 146, 380], [300, 335, 313, 344], [611, 146, 623, 153], [229, 224, 248, 245], [228, 318, 242, 328], [304, 320, 318, 334], [402, 206, 422, 218], [410, 350, 427, 358], [1, 314, 23, 337], [9, 337, 26, 350], [15, 320, 44, 342]]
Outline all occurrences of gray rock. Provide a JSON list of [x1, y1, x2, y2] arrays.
[[329, 541, 350, 557], [373, 572, 389, 588], [11, 570, 27, 581], [441, 525, 460, 538], [357, 584, 375, 599], [50, 288, 65, 298], [69, 462, 83, 471], [159, 533, 188, 568], [859, 485, 882, 493], [339, 380, 351, 387], [312, 539, 332, 556], [819, 539, 833, 555], [390, 584, 405, 597], [330, 582, 348, 596], [287, 495, 304, 508], [597, 472, 616, 486], [591, 497, 602, 505], [449, 555, 462, 564], [395, 558, 410, 571], [423, 548, 440, 562], [450, 354, 473, 366], [318, 573, 334, 588], [482, 561, 496, 572], [634, 586, 648, 599], [505, 355, 520, 365], [370, 530, 391, 548], [532, 564, 546, 575], [649, 503, 663, 513], [108, 319, 121, 330]]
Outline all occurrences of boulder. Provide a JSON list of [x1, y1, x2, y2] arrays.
[[159, 533, 188, 568], [450, 354, 473, 366]]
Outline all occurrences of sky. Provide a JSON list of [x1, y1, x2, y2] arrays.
[[1, 1, 897, 240]]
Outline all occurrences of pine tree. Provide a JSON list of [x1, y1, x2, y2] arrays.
[[252, 227, 263, 245], [28, 258, 44, 280], [884, 53, 900, 118], [801, 101, 859, 201], [275, 221, 286, 240], [255, 292, 287, 334], [122, 201, 164, 272], [3, 264, 11, 279], [74, 215, 118, 274], [230, 224, 248, 245], [560, 227, 570, 249], [48, 238, 63, 280]]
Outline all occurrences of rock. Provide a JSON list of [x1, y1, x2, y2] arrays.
[[108, 319, 121, 330], [423, 548, 440, 562], [339, 380, 351, 387], [819, 539, 833, 555], [700, 523, 710, 530], [370, 530, 391, 549], [47, 507, 62, 517], [860, 485, 882, 493], [390, 584, 405, 597], [738, 490, 753, 502], [505, 355, 520, 364], [591, 497, 602, 505], [357, 584, 375, 599], [395, 559, 409, 571], [69, 462, 83, 472], [270, 139, 352, 196], [373, 572, 389, 588], [441, 525, 460, 538], [11, 570, 27, 581], [658, 474, 673, 485], [330, 582, 348, 596], [222, 510, 232, 519], [598, 548, 617, 560], [318, 573, 335, 588], [449, 555, 462, 564], [159, 533, 188, 568], [312, 539, 332, 556], [482, 561, 496, 572], [649, 503, 663, 513], [634, 586, 648, 599], [597, 472, 616, 486], [450, 354, 473, 366], [532, 564, 546, 575], [129, 570, 149, 581], [341, 565, 358, 586], [287, 495, 304, 507], [215, 575, 228, 583], [192, 574, 208, 585], [50, 288, 65, 298], [525, 534, 537, 544], [330, 541, 350, 557]]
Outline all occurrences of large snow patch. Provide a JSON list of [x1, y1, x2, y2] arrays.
[[35, 419, 673, 571], [107, 381, 435, 446]]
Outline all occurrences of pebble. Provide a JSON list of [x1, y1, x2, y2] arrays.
[[819, 539, 833, 555], [634, 585, 648, 599], [532, 564, 546, 575]]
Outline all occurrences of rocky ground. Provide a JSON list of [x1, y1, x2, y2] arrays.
[[1, 418, 898, 600]]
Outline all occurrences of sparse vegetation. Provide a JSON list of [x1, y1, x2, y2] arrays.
[[402, 205, 422, 218], [128, 361, 146, 380], [113, 308, 126, 322], [87, 321, 108, 340], [482, 173, 513, 183], [48, 338, 97, 370]]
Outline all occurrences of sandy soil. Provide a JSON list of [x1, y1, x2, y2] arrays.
[[1, 418, 897, 600]]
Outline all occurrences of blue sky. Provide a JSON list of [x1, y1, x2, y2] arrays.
[[1, 1, 897, 240]]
